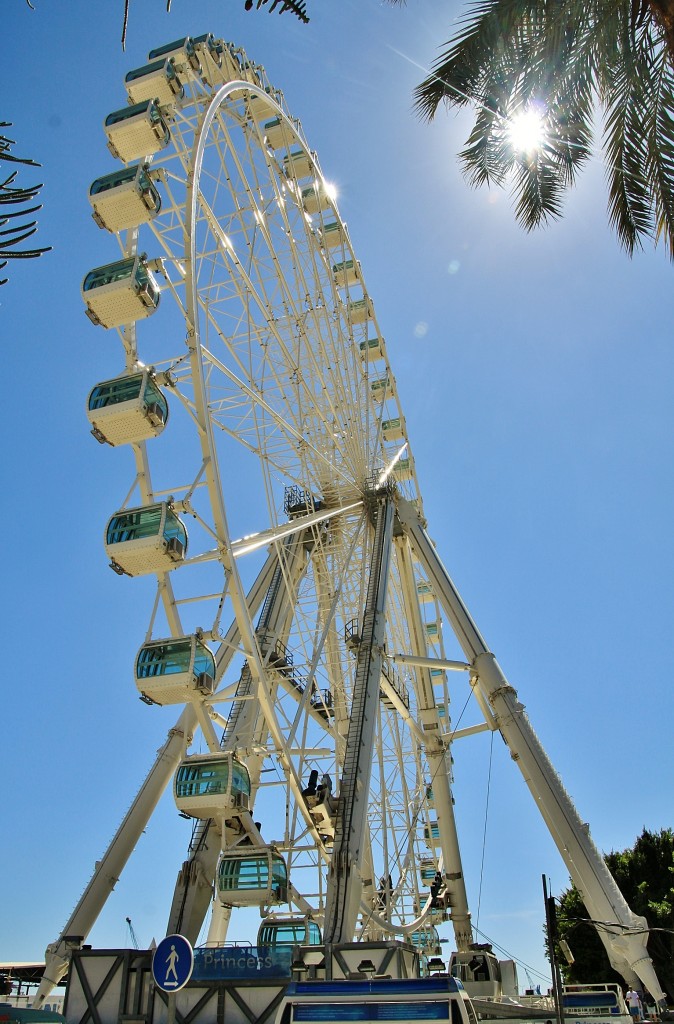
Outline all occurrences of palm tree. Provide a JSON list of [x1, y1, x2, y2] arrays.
[[409, 0, 674, 258]]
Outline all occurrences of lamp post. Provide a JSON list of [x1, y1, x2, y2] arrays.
[[543, 875, 565, 1024]]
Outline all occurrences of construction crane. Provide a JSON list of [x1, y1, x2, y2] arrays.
[[125, 917, 139, 950]]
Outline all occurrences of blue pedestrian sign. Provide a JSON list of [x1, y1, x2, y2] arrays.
[[152, 934, 194, 993]]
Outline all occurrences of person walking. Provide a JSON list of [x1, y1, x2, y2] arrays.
[[626, 988, 642, 1022]]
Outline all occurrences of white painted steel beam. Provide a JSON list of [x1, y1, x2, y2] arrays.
[[397, 497, 666, 1007]]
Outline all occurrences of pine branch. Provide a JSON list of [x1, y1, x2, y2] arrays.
[[0, 123, 50, 285], [244, 0, 309, 22]]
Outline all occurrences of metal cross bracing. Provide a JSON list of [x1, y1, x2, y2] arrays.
[[34, 32, 668, 1012]]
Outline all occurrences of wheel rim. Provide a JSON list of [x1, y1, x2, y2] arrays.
[[88, 38, 452, 948]]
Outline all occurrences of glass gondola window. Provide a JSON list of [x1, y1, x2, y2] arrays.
[[145, 376, 168, 419], [193, 642, 214, 679], [107, 505, 162, 544], [88, 374, 143, 409], [105, 99, 165, 128], [135, 260, 158, 300], [83, 256, 136, 292], [87, 373, 168, 419], [125, 58, 183, 105], [106, 503, 186, 547], [411, 926, 441, 949], [175, 757, 251, 800], [231, 760, 251, 798], [149, 36, 194, 59], [175, 762, 209, 798], [125, 58, 176, 84], [136, 639, 192, 677], [163, 509, 186, 546], [90, 164, 144, 197], [147, 36, 200, 73], [133, 165, 155, 196], [82, 254, 160, 305], [257, 918, 321, 947], [218, 850, 287, 895]]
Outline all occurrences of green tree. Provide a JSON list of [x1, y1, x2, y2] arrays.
[[556, 828, 674, 1000], [406, 0, 674, 258]]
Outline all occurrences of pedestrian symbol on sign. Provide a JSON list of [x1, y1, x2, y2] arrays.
[[164, 944, 180, 987], [152, 934, 194, 994]]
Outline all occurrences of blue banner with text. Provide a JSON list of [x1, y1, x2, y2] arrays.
[[192, 946, 293, 981]]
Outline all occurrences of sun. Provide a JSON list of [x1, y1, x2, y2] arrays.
[[508, 106, 546, 154]]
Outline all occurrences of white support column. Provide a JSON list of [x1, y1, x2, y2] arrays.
[[394, 533, 473, 952], [34, 708, 195, 1007], [205, 895, 232, 946], [397, 497, 666, 1008]]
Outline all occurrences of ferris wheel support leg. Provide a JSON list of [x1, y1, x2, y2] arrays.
[[34, 707, 196, 1008], [424, 743, 473, 952], [167, 816, 223, 942], [324, 493, 395, 946], [205, 896, 232, 946], [397, 499, 667, 1008], [394, 535, 473, 952]]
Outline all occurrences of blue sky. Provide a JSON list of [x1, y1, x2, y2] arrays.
[[2, 0, 672, 991]]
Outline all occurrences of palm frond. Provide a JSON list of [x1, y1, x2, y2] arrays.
[[414, 0, 544, 119], [545, 71, 595, 184], [460, 100, 514, 187], [603, 14, 661, 252], [429, 0, 597, 226], [411, 0, 674, 255], [510, 157, 566, 229], [643, 31, 674, 255]]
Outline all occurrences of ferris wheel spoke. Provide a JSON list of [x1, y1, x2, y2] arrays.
[[193, 245, 363, 479], [188, 121, 376, 485]]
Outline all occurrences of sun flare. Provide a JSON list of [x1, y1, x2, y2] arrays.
[[508, 107, 546, 154]]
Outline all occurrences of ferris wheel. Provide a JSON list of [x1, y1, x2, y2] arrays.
[[35, 32, 668, 1011], [63, 31, 469, 963]]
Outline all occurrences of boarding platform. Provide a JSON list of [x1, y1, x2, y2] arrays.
[[60, 941, 471, 1024]]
